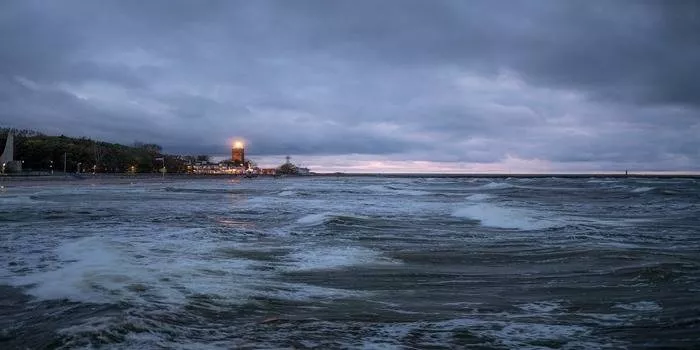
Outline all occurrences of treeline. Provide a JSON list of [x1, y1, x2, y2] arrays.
[[0, 128, 191, 173]]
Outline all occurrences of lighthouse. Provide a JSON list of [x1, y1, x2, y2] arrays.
[[232, 141, 245, 166]]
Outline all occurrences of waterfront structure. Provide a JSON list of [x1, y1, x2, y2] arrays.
[[184, 140, 307, 176], [0, 132, 22, 173], [0, 132, 13, 164], [232, 141, 245, 165], [183, 140, 261, 175], [275, 155, 310, 175], [190, 159, 260, 175]]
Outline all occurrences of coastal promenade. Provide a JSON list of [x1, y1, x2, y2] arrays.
[[0, 173, 256, 187]]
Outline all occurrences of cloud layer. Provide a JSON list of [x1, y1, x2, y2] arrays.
[[1, 0, 699, 172]]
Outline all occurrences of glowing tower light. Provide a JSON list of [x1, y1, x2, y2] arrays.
[[232, 141, 245, 165]]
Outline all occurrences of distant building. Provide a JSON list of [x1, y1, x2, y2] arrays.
[[275, 155, 311, 175], [192, 162, 225, 174], [232, 141, 245, 165], [180, 139, 273, 176]]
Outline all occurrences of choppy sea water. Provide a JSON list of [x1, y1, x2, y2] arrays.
[[1, 176, 699, 349]]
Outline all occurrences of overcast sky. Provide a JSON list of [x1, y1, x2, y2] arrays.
[[1, 0, 698, 172]]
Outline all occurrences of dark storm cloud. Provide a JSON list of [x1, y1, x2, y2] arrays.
[[0, 0, 698, 170]]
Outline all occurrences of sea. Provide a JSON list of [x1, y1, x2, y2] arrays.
[[0, 176, 698, 349]]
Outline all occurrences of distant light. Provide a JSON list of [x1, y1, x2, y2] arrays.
[[234, 141, 244, 149]]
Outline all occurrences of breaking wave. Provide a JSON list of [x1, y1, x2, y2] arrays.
[[282, 246, 399, 271], [296, 212, 370, 227], [164, 187, 247, 195], [362, 184, 430, 196], [614, 301, 662, 312], [474, 182, 515, 190], [631, 186, 655, 193], [452, 203, 562, 230], [466, 193, 495, 201]]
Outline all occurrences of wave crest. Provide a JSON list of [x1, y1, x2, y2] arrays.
[[631, 187, 654, 193], [282, 246, 399, 271], [476, 182, 515, 190], [362, 184, 430, 196], [296, 212, 370, 227], [453, 203, 562, 230]]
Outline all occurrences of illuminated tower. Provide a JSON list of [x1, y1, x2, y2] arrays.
[[232, 141, 245, 165]]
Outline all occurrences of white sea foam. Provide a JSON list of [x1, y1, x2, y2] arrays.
[[466, 193, 495, 201], [452, 203, 561, 230], [631, 186, 654, 193], [518, 301, 562, 313], [57, 317, 232, 350], [394, 189, 430, 196], [573, 216, 653, 228], [436, 318, 591, 345], [10, 235, 264, 305], [9, 231, 360, 307], [278, 190, 296, 196], [577, 313, 627, 326], [296, 212, 370, 226], [370, 317, 595, 349], [282, 246, 398, 271], [362, 184, 393, 192], [613, 301, 662, 312], [489, 322, 589, 345], [296, 212, 334, 225], [587, 179, 619, 184], [475, 182, 515, 190], [56, 316, 126, 344], [636, 180, 684, 185], [11, 237, 127, 303], [362, 184, 430, 196]]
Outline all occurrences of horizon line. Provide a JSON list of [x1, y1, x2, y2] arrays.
[[307, 171, 700, 177]]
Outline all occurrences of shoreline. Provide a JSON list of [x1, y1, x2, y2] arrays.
[[0, 172, 697, 188], [2, 172, 699, 181], [0, 174, 249, 187]]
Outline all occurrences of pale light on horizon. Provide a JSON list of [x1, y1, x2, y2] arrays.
[[208, 154, 700, 175]]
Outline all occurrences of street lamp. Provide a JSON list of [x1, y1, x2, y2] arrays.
[[50, 160, 54, 175]]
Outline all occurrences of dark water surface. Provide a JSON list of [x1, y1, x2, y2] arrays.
[[1, 176, 699, 349]]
